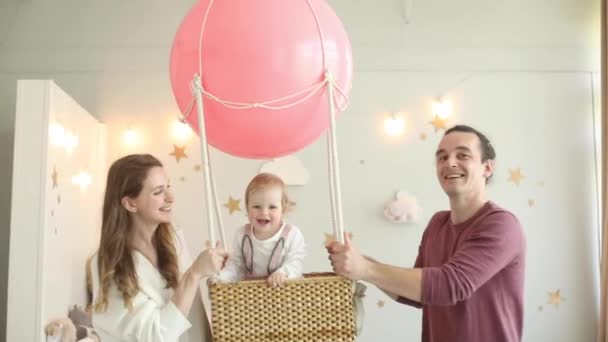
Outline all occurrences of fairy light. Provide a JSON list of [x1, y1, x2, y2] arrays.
[[123, 127, 139, 146], [432, 99, 452, 119], [384, 113, 406, 137], [172, 119, 193, 143], [71, 171, 92, 191]]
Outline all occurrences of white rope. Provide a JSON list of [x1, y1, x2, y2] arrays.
[[327, 114, 338, 239], [206, 134, 227, 245], [325, 70, 345, 243], [197, 0, 216, 77], [192, 76, 221, 246], [182, 77, 349, 122], [303, 0, 326, 69]]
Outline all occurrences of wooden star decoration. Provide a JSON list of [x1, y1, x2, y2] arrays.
[[429, 115, 448, 133], [528, 199, 535, 207], [507, 168, 524, 186], [223, 196, 241, 214], [547, 289, 565, 309], [377, 300, 385, 308], [51, 166, 58, 189], [169, 145, 188, 162], [323, 232, 354, 247]]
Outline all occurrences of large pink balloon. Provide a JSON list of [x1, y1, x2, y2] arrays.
[[170, 0, 353, 159]]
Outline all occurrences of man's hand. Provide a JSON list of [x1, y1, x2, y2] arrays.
[[327, 232, 370, 281]]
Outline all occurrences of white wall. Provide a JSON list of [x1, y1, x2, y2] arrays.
[[0, 1, 601, 341], [6, 80, 105, 341]]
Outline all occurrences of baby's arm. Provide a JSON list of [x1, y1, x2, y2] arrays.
[[217, 228, 246, 282], [275, 226, 307, 279]]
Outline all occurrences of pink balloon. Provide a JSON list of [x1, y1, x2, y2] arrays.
[[169, 0, 353, 159]]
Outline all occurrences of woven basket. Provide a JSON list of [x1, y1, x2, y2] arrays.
[[209, 273, 356, 342]]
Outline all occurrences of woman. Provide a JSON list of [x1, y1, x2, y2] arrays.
[[90, 154, 227, 341]]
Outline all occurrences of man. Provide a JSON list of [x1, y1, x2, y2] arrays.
[[328, 125, 526, 342]]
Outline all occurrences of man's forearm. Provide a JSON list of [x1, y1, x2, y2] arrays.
[[363, 260, 423, 302]]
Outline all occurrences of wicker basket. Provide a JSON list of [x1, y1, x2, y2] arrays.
[[209, 273, 356, 342]]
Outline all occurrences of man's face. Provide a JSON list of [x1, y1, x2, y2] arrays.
[[435, 132, 493, 198]]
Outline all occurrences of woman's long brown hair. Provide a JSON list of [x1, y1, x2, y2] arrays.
[[94, 154, 180, 312]]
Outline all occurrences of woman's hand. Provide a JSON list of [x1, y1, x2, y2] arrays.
[[190, 241, 228, 279]]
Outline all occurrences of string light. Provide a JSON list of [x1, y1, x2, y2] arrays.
[[63, 132, 79, 154], [71, 171, 92, 191], [384, 113, 406, 137], [123, 127, 139, 146], [172, 119, 193, 143], [49, 123, 66, 146], [49, 122, 79, 153], [432, 99, 452, 119]]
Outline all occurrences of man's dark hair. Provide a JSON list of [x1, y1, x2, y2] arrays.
[[444, 125, 496, 162]]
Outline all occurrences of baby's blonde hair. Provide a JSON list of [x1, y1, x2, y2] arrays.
[[245, 173, 291, 212]]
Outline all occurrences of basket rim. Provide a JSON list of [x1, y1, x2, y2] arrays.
[[209, 272, 353, 286]]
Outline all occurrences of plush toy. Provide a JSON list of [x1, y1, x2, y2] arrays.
[[44, 305, 100, 342], [383, 191, 422, 224], [44, 317, 76, 342], [68, 305, 100, 342]]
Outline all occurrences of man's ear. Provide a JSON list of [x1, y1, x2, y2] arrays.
[[121, 196, 137, 213], [483, 159, 495, 179]]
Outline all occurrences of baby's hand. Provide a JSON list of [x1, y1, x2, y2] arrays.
[[267, 271, 287, 288]]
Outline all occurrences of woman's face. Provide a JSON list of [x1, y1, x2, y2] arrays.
[[127, 166, 175, 226]]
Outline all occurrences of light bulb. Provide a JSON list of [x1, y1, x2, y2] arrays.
[[172, 120, 193, 143], [72, 171, 92, 191], [63, 132, 79, 154], [123, 128, 138, 146], [384, 114, 405, 137], [432, 100, 452, 119], [49, 123, 66, 147]]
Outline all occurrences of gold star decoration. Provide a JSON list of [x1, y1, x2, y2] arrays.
[[194, 164, 202, 172], [547, 289, 565, 309], [429, 115, 448, 133], [420, 132, 427, 141], [323, 232, 354, 247], [377, 300, 385, 308], [223, 196, 241, 215], [169, 145, 188, 162], [507, 168, 524, 186], [528, 199, 535, 207], [51, 166, 58, 189]]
